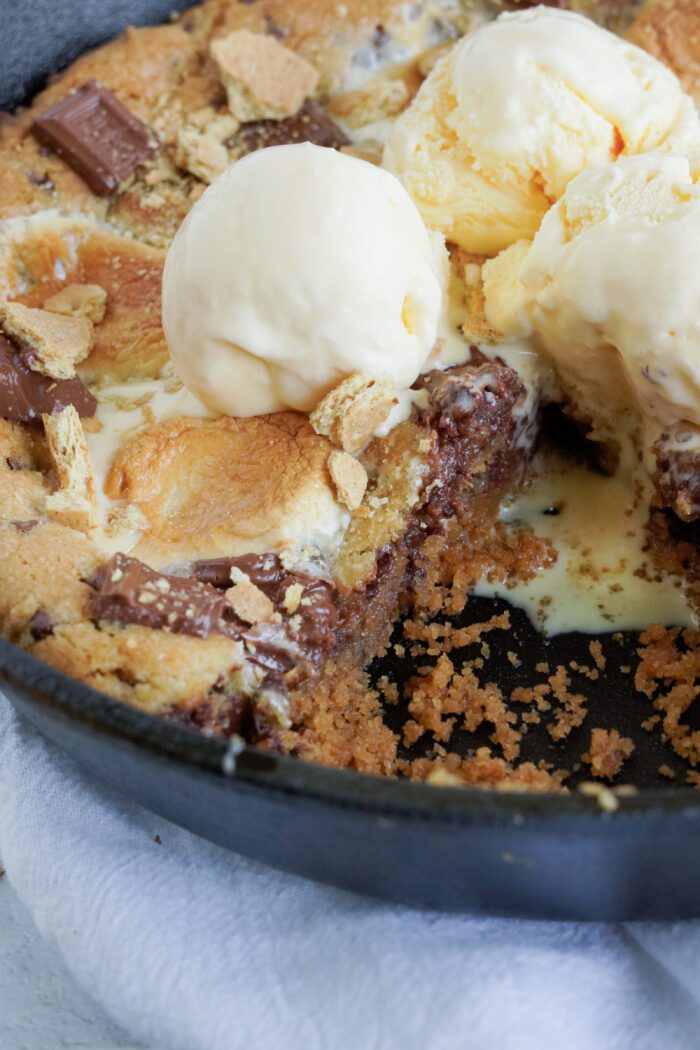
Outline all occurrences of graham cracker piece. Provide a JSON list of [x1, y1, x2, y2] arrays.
[[310, 373, 397, 453], [328, 450, 367, 511], [0, 302, 93, 381], [44, 284, 108, 324], [175, 110, 238, 184], [176, 128, 229, 184], [43, 406, 98, 533], [282, 582, 304, 614], [225, 578, 275, 625], [210, 30, 319, 122], [105, 502, 151, 536]]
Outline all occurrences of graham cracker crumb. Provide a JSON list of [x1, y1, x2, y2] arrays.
[[43, 284, 107, 325], [211, 30, 319, 122], [0, 302, 93, 380], [282, 582, 304, 614], [105, 503, 150, 536], [43, 406, 98, 533], [175, 112, 238, 185], [176, 128, 229, 184], [226, 578, 275, 625], [311, 373, 397, 453], [328, 450, 367, 511]]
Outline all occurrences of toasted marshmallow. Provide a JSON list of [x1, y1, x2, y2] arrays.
[[105, 412, 348, 566]]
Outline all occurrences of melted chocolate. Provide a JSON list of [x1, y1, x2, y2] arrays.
[[237, 102, 350, 154], [191, 552, 338, 657], [193, 553, 283, 591], [28, 608, 54, 641], [89, 553, 235, 640], [416, 360, 527, 522], [90, 551, 338, 688], [0, 335, 97, 423], [32, 81, 157, 196], [653, 433, 700, 522]]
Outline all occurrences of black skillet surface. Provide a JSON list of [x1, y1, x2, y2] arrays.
[[3, 0, 700, 920]]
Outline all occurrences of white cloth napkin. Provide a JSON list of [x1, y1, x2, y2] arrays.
[[2, 694, 700, 1050]]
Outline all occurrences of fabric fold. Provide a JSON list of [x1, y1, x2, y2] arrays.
[[1, 694, 699, 1050]]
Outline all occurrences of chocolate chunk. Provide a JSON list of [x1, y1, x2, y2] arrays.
[[13, 520, 39, 533], [417, 361, 525, 442], [28, 608, 54, 641], [416, 361, 528, 521], [27, 171, 55, 192], [192, 552, 339, 662], [32, 81, 157, 196], [164, 691, 281, 749], [89, 553, 235, 640], [263, 15, 288, 39], [0, 335, 97, 424], [652, 433, 700, 522], [90, 551, 338, 690], [193, 553, 285, 591], [237, 101, 350, 154]]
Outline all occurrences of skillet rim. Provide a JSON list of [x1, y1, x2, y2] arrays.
[[3, 636, 700, 823]]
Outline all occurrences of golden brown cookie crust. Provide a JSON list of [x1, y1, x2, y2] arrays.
[[1, 0, 691, 789]]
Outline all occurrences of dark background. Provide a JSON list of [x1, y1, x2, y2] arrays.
[[0, 0, 192, 110]]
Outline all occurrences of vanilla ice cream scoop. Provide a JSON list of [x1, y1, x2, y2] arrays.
[[162, 143, 447, 417], [484, 153, 700, 434], [384, 6, 700, 255]]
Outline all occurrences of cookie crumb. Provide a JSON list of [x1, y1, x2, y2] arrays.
[[582, 728, 635, 780]]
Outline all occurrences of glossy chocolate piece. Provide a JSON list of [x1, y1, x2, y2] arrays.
[[0, 334, 97, 423], [237, 101, 350, 154], [192, 553, 339, 657], [414, 360, 528, 523], [192, 553, 284, 592], [89, 553, 234, 640], [32, 80, 156, 195], [28, 608, 54, 641]]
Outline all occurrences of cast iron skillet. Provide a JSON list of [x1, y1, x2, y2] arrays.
[[3, 0, 700, 921]]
